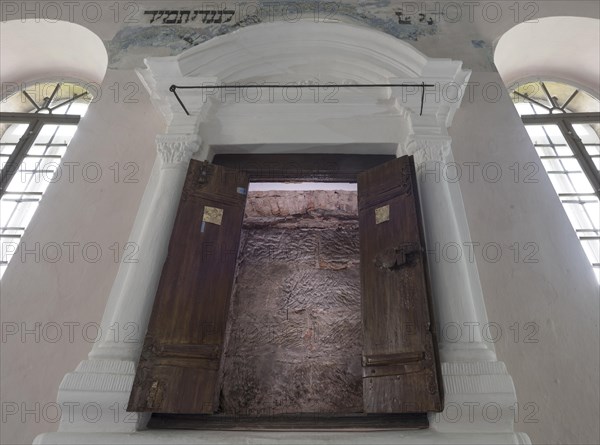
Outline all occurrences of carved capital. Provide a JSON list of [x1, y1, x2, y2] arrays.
[[405, 137, 452, 165], [156, 134, 200, 167]]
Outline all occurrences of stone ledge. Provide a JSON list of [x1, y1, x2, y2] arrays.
[[34, 430, 531, 445]]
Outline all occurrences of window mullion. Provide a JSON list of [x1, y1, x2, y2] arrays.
[[521, 112, 600, 125], [514, 91, 552, 112], [0, 119, 44, 197], [557, 120, 600, 199], [0, 112, 80, 125]]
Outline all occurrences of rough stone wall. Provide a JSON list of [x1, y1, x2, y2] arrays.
[[219, 190, 363, 415]]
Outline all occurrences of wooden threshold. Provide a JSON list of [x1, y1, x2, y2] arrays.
[[148, 412, 429, 431]]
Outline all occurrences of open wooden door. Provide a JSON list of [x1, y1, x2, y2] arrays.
[[358, 155, 443, 413], [128, 160, 249, 413]]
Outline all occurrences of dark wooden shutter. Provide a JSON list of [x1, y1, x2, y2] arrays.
[[128, 160, 249, 413], [358, 155, 443, 413]]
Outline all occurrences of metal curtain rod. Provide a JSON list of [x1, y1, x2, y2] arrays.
[[169, 82, 435, 116]]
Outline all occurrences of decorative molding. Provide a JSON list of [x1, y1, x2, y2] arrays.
[[76, 359, 136, 374], [61, 372, 134, 393], [439, 362, 515, 396], [156, 134, 200, 166], [405, 137, 452, 165], [139, 21, 470, 131], [431, 360, 519, 434], [442, 374, 515, 395], [59, 360, 135, 393], [442, 361, 508, 376], [54, 359, 150, 434], [136, 62, 217, 127]]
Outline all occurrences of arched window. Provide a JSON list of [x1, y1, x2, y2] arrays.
[[511, 80, 600, 281], [0, 82, 91, 278]]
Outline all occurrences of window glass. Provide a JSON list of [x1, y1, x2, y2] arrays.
[[0, 83, 90, 278], [512, 81, 600, 282]]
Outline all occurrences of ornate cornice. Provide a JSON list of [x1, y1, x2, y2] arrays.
[[138, 21, 470, 128], [137, 60, 217, 128]]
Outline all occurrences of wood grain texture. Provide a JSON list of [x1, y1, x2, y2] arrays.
[[212, 154, 395, 182], [127, 160, 249, 413], [358, 155, 443, 413], [129, 155, 443, 420]]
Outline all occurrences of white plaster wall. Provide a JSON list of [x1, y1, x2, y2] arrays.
[[0, 20, 108, 89], [448, 71, 600, 444], [0, 69, 164, 445]]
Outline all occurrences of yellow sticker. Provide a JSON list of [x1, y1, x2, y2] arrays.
[[203, 206, 224, 225], [375, 205, 390, 224]]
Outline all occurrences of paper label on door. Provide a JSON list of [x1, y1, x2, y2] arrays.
[[203, 206, 224, 225], [375, 205, 390, 224]]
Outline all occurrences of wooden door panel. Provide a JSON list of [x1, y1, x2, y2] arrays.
[[128, 160, 249, 413], [358, 155, 443, 413]]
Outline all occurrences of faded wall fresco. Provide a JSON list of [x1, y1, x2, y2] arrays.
[[107, 0, 445, 69]]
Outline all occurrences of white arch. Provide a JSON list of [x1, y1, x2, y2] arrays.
[[140, 20, 470, 136], [0, 19, 108, 95], [177, 20, 436, 82], [494, 16, 600, 95]]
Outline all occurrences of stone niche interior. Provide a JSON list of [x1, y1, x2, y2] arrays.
[[218, 185, 362, 416]]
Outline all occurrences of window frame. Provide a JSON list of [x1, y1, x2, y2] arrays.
[[0, 82, 89, 277], [520, 112, 600, 198], [0, 112, 81, 195], [513, 81, 600, 278]]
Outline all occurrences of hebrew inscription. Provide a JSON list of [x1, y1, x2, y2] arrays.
[[144, 9, 235, 24]]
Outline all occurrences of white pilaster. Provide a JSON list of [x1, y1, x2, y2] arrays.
[[402, 125, 520, 435], [53, 132, 200, 433], [52, 66, 215, 432], [90, 133, 200, 361], [404, 134, 495, 363], [59, 138, 199, 430]]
